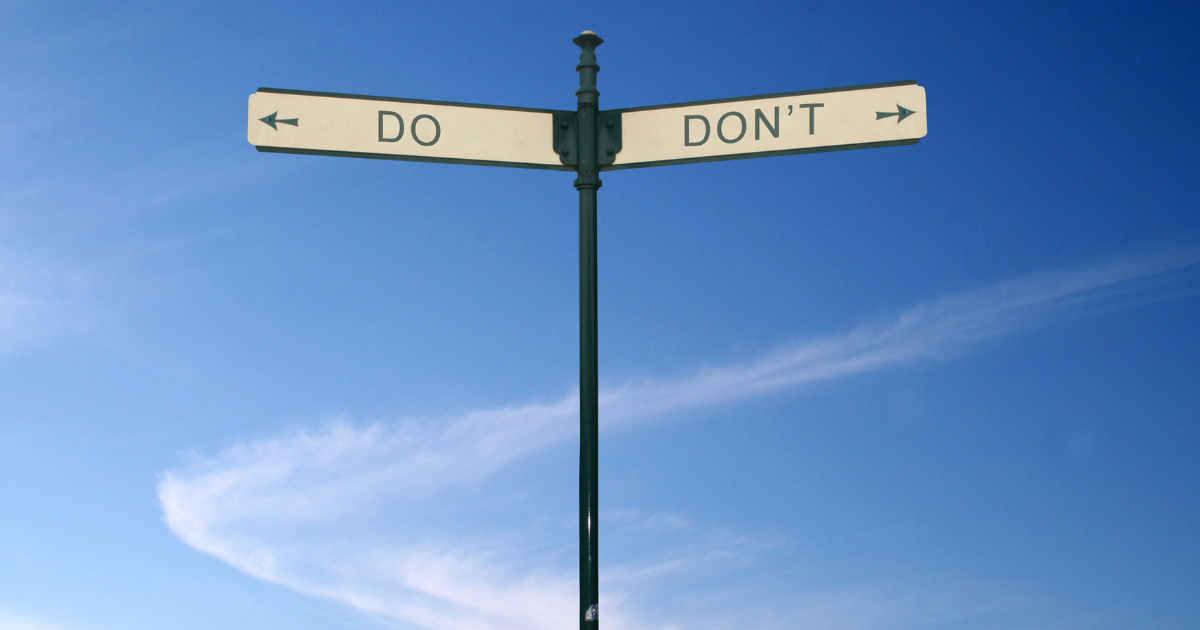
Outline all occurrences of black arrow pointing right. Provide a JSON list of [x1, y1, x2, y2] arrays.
[[876, 105, 916, 123]]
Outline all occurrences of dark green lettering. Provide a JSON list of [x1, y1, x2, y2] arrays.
[[796, 103, 823, 135], [378, 111, 403, 142], [717, 111, 746, 144], [411, 114, 441, 146], [684, 115, 710, 146], [755, 107, 779, 140]]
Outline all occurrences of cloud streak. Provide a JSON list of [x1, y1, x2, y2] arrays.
[[0, 608, 90, 630], [158, 250, 1200, 630], [0, 248, 101, 356]]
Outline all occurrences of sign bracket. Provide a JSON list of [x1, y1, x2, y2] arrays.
[[555, 109, 621, 167], [597, 111, 621, 166], [553, 111, 578, 166]]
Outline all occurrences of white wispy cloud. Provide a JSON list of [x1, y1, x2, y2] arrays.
[[0, 608, 91, 630], [158, 250, 1199, 630], [0, 248, 100, 356], [0, 142, 287, 361]]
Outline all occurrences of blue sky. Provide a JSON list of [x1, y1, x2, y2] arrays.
[[2, 1, 1199, 629]]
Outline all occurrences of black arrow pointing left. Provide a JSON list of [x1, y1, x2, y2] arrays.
[[259, 112, 298, 130]]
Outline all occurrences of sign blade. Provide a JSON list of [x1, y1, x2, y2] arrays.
[[248, 88, 573, 171], [606, 81, 927, 170]]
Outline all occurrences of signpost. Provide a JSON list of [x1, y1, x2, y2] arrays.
[[248, 31, 927, 630]]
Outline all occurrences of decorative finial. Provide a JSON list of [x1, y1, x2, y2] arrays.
[[573, 31, 603, 48]]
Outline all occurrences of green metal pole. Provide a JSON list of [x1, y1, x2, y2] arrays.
[[573, 29, 602, 630]]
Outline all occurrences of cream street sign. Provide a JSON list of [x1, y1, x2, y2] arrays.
[[607, 81, 926, 169], [248, 88, 573, 170]]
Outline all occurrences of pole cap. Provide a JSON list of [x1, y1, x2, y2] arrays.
[[573, 30, 603, 48]]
